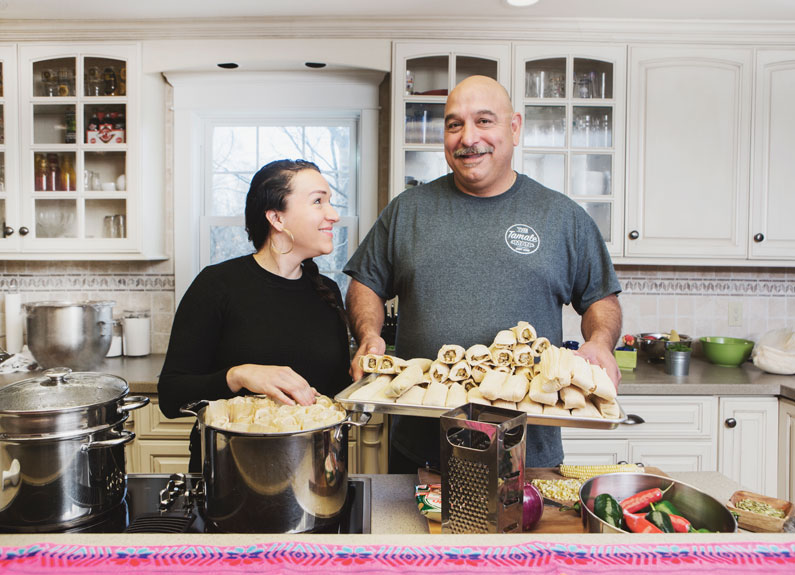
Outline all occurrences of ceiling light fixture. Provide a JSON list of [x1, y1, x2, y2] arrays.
[[504, 0, 540, 6], [305, 62, 327, 69], [217, 63, 239, 69]]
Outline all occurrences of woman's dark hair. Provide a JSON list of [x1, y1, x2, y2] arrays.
[[245, 159, 347, 328]]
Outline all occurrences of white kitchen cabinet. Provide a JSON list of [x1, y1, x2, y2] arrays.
[[0, 45, 19, 250], [718, 396, 778, 496], [391, 42, 512, 200], [128, 399, 192, 474], [562, 396, 718, 471], [513, 44, 626, 256], [779, 398, 795, 501], [1, 42, 164, 260], [750, 50, 795, 260], [625, 45, 753, 259]]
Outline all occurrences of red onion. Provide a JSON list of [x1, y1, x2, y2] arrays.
[[522, 482, 544, 531]]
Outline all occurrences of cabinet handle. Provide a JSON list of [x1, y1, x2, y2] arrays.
[[2, 225, 13, 238], [753, 233, 764, 243], [628, 230, 639, 240], [724, 417, 737, 428], [18, 227, 29, 236]]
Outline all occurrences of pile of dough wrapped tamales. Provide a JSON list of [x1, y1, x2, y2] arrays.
[[202, 394, 347, 433], [349, 321, 620, 420]]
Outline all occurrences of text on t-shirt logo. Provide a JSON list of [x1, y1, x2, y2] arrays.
[[505, 224, 540, 254]]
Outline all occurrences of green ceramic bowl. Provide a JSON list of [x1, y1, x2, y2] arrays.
[[700, 336, 754, 367]]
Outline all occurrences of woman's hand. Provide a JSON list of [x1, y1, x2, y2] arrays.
[[349, 335, 386, 381], [226, 364, 319, 406]]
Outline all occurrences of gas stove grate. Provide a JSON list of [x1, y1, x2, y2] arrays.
[[124, 512, 196, 533]]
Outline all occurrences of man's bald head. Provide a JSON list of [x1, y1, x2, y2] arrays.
[[445, 75, 513, 118]]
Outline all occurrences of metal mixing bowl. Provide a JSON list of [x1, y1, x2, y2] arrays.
[[637, 332, 692, 359], [580, 472, 737, 533]]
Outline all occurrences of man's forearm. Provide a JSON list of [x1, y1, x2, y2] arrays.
[[581, 294, 622, 349], [345, 279, 386, 344]]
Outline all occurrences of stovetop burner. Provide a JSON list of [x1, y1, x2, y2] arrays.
[[2, 473, 371, 535]]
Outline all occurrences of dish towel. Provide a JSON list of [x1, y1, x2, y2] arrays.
[[1, 540, 794, 574], [0, 347, 38, 374]]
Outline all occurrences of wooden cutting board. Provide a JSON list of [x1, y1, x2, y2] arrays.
[[417, 467, 667, 534]]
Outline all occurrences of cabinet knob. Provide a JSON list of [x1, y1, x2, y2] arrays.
[[628, 230, 639, 240], [753, 233, 764, 243], [724, 417, 737, 428], [19, 227, 30, 236], [2, 224, 13, 238]]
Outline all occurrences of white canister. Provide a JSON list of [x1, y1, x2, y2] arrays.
[[4, 293, 23, 354], [122, 310, 151, 357]]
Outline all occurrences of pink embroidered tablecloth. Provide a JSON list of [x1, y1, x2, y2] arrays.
[[2, 540, 795, 574]]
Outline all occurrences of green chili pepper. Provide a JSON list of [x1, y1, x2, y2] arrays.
[[645, 509, 675, 533], [594, 493, 623, 529], [653, 500, 681, 517]]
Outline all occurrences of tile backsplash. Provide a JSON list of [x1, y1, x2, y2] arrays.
[[564, 266, 795, 344], [2, 263, 794, 356]]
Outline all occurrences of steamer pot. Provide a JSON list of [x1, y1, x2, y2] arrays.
[[0, 368, 149, 531], [181, 400, 370, 533]]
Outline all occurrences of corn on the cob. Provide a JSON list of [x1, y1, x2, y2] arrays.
[[558, 463, 642, 481]]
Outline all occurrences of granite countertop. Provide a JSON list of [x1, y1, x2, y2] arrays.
[[1, 353, 793, 400]]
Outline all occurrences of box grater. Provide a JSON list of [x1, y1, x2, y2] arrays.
[[440, 403, 526, 534]]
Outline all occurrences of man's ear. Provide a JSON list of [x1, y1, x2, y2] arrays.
[[511, 111, 522, 147]]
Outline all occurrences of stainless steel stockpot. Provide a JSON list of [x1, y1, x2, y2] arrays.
[[181, 400, 370, 533], [0, 368, 149, 531]]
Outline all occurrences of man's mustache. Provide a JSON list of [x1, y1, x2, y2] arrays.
[[453, 145, 494, 157]]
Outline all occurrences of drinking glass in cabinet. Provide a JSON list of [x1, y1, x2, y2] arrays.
[[455, 56, 498, 85], [573, 59, 613, 99], [524, 58, 566, 98], [85, 66, 102, 97], [523, 153, 564, 193], [571, 154, 611, 196], [35, 200, 77, 238], [86, 198, 125, 239], [33, 58, 75, 97], [572, 107, 612, 148], [579, 202, 612, 243], [33, 104, 76, 144], [524, 106, 566, 147], [404, 151, 448, 189], [85, 57, 126, 97], [405, 56, 448, 95], [405, 103, 445, 144]]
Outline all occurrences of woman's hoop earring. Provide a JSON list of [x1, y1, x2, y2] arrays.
[[270, 228, 294, 255]]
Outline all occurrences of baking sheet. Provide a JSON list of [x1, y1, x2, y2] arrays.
[[334, 374, 629, 430]]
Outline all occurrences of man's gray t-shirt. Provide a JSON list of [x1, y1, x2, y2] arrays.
[[344, 173, 621, 467]]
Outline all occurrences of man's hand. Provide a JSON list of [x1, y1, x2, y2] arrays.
[[579, 294, 623, 389], [350, 335, 386, 381], [576, 341, 621, 389]]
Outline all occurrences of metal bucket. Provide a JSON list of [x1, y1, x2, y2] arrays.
[[24, 301, 115, 370], [181, 400, 370, 533]]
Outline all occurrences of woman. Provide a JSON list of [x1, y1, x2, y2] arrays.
[[158, 159, 352, 471]]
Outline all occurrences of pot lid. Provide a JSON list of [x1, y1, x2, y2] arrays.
[[0, 367, 129, 412]]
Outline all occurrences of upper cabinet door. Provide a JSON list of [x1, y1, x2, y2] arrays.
[[626, 46, 752, 259], [0, 45, 20, 252], [514, 44, 626, 257], [750, 50, 795, 260], [391, 42, 512, 200]]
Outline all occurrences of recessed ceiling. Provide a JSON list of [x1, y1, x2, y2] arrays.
[[2, 0, 795, 21]]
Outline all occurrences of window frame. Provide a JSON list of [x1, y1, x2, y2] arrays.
[[166, 69, 382, 302]]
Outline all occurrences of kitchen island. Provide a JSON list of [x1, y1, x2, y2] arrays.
[[1, 471, 794, 573]]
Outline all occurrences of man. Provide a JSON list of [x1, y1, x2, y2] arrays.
[[344, 75, 622, 472]]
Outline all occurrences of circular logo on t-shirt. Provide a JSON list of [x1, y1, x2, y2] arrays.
[[505, 224, 540, 254]]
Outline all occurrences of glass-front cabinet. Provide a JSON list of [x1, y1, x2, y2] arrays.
[[392, 43, 512, 199], [514, 45, 626, 256], [1, 43, 147, 257]]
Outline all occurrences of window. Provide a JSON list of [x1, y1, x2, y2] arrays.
[[204, 121, 358, 293], [168, 70, 382, 301]]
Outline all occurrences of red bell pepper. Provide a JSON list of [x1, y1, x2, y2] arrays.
[[623, 510, 663, 534]]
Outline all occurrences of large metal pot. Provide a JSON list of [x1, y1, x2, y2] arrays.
[[181, 400, 370, 533], [0, 368, 149, 531], [24, 301, 115, 370]]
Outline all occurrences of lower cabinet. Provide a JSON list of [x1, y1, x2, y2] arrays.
[[779, 398, 795, 501], [562, 395, 780, 496]]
